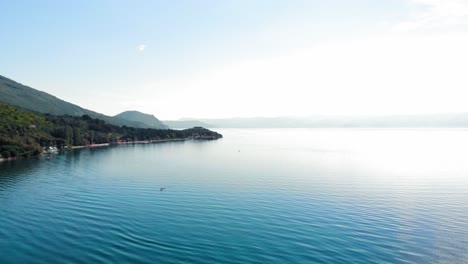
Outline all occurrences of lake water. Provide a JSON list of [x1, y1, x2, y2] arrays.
[[1, 129, 468, 263]]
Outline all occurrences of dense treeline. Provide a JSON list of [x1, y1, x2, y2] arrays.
[[0, 104, 222, 159]]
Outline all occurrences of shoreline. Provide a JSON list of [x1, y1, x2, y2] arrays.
[[2, 137, 220, 162], [72, 143, 110, 149], [117, 138, 187, 145], [0, 157, 17, 162], [72, 137, 189, 149]]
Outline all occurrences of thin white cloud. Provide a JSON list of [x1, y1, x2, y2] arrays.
[[393, 0, 468, 32], [137, 44, 147, 52]]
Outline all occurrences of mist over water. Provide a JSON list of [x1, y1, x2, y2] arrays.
[[1, 129, 468, 263]]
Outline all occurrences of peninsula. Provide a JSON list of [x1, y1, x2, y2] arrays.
[[0, 75, 222, 160], [0, 103, 221, 160]]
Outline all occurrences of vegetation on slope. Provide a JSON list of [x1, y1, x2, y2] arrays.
[[0, 104, 54, 158]]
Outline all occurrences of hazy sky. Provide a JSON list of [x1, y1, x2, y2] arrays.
[[1, 0, 468, 119]]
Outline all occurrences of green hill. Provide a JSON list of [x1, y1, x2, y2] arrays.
[[115, 111, 168, 129], [0, 75, 158, 129]]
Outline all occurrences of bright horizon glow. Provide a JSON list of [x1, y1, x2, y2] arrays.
[[1, 0, 468, 120]]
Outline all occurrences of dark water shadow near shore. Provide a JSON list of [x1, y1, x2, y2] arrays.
[[0, 158, 43, 191]]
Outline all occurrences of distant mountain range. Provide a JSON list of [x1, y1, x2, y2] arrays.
[[4, 74, 468, 129], [162, 120, 212, 129], [193, 115, 468, 128], [0, 75, 166, 129], [116, 111, 168, 129]]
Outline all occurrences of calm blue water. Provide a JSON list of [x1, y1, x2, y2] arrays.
[[1, 129, 468, 263]]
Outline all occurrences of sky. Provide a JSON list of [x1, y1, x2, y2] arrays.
[[1, 0, 468, 119]]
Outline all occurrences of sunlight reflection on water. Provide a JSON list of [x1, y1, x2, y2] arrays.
[[1, 129, 467, 263]]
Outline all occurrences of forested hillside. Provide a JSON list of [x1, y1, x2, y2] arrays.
[[0, 104, 222, 159], [0, 104, 53, 158]]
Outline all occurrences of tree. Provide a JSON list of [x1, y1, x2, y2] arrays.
[[66, 126, 73, 146], [73, 127, 82, 146], [1, 151, 10, 159]]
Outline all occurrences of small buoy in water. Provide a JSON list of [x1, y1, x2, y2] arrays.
[[160, 187, 166, 191]]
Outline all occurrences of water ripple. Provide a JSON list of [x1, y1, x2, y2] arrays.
[[1, 129, 468, 263]]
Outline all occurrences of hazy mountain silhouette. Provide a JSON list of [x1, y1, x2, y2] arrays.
[[196, 114, 468, 128], [162, 119, 212, 129]]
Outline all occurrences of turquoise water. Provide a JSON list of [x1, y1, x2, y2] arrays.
[[1, 129, 468, 263]]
